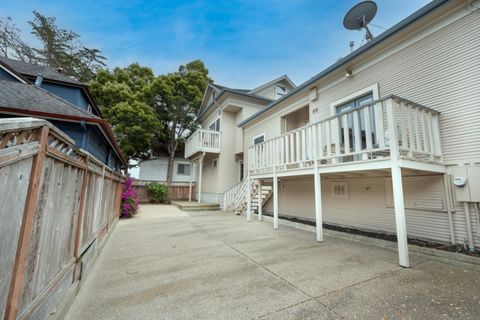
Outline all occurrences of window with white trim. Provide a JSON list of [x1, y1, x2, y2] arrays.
[[177, 163, 190, 175], [209, 117, 220, 131], [252, 134, 265, 145]]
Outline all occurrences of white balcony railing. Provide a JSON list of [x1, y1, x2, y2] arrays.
[[248, 95, 443, 174], [185, 129, 221, 158]]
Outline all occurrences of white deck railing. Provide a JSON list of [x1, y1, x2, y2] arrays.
[[248, 95, 442, 174], [185, 129, 221, 159]]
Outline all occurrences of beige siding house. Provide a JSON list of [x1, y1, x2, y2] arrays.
[[184, 76, 295, 203], [237, 0, 480, 267]]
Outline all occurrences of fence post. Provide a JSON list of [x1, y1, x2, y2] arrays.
[[5, 126, 49, 320], [72, 155, 90, 281]]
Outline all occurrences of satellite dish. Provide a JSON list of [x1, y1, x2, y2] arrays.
[[343, 1, 377, 42]]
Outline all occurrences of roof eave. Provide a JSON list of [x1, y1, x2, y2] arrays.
[[239, 0, 451, 128]]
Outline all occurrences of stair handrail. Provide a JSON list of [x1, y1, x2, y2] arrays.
[[223, 181, 243, 210]]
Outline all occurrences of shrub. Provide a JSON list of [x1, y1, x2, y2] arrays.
[[120, 178, 139, 218], [146, 182, 168, 203]]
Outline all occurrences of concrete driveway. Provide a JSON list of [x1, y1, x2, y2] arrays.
[[65, 205, 480, 320]]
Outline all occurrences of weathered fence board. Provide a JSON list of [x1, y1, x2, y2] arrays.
[[0, 118, 124, 320], [0, 158, 32, 319]]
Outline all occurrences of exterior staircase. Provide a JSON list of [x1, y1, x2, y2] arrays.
[[223, 178, 273, 215]]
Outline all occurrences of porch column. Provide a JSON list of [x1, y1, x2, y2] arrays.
[[314, 169, 323, 242], [273, 174, 279, 230], [197, 154, 204, 203], [188, 160, 193, 202], [258, 179, 263, 221], [246, 178, 252, 221], [386, 98, 409, 267], [391, 165, 410, 267]]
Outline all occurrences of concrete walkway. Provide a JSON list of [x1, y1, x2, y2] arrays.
[[65, 205, 480, 320]]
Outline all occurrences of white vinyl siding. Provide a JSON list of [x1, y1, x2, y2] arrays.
[[244, 6, 480, 248], [139, 158, 196, 182], [264, 176, 479, 247]]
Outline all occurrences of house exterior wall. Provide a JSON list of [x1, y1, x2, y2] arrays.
[[139, 157, 197, 182], [243, 4, 480, 247], [0, 68, 16, 81], [197, 97, 268, 203], [38, 82, 90, 110], [243, 4, 480, 167], [263, 175, 480, 248]]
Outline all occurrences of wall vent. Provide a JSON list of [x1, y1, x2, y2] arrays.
[[331, 181, 349, 199]]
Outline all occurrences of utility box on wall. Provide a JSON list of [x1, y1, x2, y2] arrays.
[[448, 164, 480, 202]]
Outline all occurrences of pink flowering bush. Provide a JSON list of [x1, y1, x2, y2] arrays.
[[120, 178, 139, 218]]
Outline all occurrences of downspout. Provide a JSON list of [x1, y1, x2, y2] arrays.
[[463, 202, 475, 252], [443, 174, 456, 244]]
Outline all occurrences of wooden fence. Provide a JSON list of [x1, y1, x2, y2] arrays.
[[132, 180, 196, 203], [0, 118, 123, 320]]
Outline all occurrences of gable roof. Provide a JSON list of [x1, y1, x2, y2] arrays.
[[0, 57, 84, 86], [0, 79, 127, 166], [249, 75, 295, 95], [0, 79, 98, 119], [238, 0, 450, 127], [197, 83, 273, 121]]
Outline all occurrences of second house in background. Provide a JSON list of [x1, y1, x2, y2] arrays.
[[185, 75, 295, 203]]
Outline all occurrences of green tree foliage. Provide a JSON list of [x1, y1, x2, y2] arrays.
[[151, 60, 211, 183], [0, 12, 106, 82], [89, 63, 163, 161]]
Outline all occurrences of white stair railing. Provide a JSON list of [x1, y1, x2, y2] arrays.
[[223, 181, 242, 210]]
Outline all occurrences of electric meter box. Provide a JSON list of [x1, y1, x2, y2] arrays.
[[448, 164, 480, 202]]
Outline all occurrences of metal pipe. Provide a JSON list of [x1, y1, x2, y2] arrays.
[[463, 202, 475, 252]]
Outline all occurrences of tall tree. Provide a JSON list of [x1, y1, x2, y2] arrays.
[[0, 16, 36, 62], [151, 60, 211, 184], [89, 63, 163, 161], [28, 11, 106, 82]]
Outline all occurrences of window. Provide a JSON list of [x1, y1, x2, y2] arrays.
[[252, 133, 265, 145], [212, 158, 219, 168], [209, 117, 220, 131], [276, 85, 287, 99], [177, 163, 190, 175]]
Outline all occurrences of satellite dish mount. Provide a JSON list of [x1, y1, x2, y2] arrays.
[[343, 1, 377, 42]]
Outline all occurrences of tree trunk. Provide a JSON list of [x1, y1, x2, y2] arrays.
[[166, 121, 177, 185]]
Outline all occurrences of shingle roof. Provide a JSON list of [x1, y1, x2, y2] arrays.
[[0, 79, 98, 119], [0, 57, 84, 86]]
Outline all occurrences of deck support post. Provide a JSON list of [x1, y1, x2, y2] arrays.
[[258, 179, 263, 221], [188, 160, 193, 202], [197, 154, 204, 203], [314, 167, 323, 242], [273, 173, 279, 230], [386, 97, 409, 268], [246, 178, 252, 221], [391, 165, 410, 268]]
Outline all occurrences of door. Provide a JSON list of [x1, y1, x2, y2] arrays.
[[336, 93, 375, 153], [239, 160, 244, 181]]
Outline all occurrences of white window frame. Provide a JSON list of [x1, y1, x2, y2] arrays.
[[209, 116, 221, 131], [176, 162, 190, 176], [329, 83, 379, 116], [252, 133, 266, 145]]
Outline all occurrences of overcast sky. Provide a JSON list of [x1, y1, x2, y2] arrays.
[[2, 0, 430, 90]]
